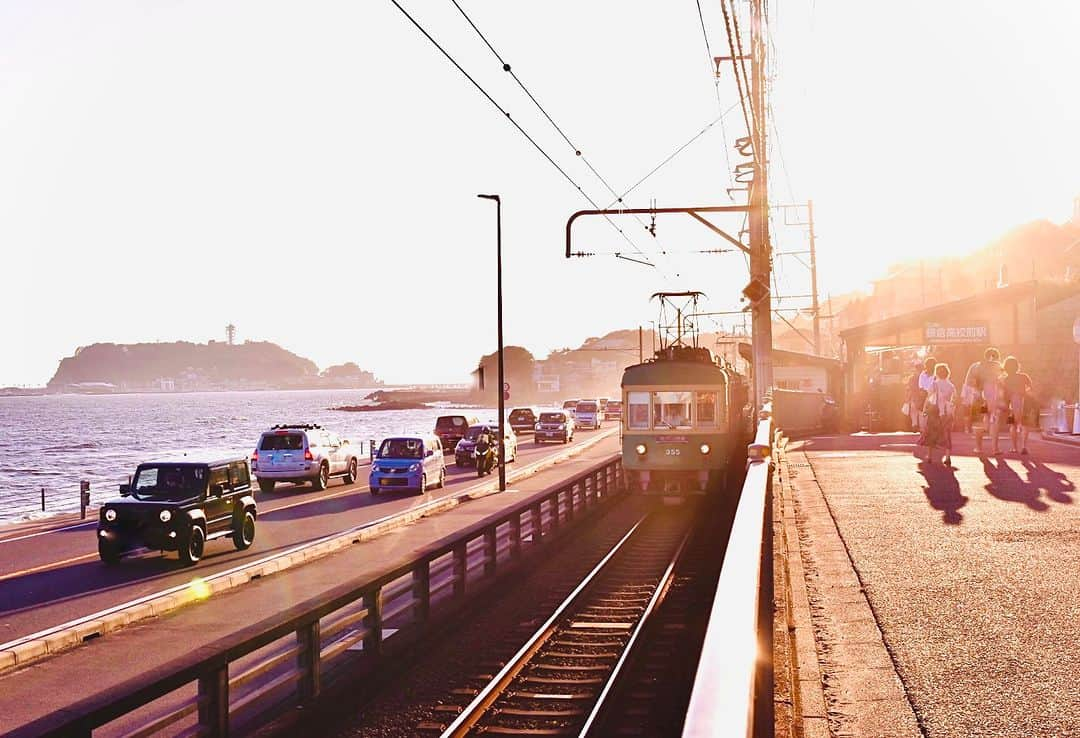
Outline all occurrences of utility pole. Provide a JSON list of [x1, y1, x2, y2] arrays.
[[748, 0, 773, 405], [808, 200, 820, 355], [638, 326, 643, 363]]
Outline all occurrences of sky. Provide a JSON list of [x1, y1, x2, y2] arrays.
[[1, 1, 1077, 387]]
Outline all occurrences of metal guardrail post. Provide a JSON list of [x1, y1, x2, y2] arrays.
[[531, 502, 543, 544], [509, 513, 522, 560], [483, 527, 497, 577], [362, 589, 383, 656], [550, 492, 562, 532], [452, 543, 467, 598], [413, 561, 431, 623], [198, 665, 229, 737], [297, 620, 321, 703]]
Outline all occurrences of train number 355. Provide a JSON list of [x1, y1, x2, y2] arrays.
[[665, 448, 681, 456]]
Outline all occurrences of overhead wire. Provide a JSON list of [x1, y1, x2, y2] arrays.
[[445, 0, 678, 276], [693, 0, 734, 194], [388, 0, 661, 271], [718, 0, 753, 143], [603, 107, 737, 209]]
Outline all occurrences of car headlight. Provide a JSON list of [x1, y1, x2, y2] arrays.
[[558, 423, 566, 430], [635, 443, 647, 455], [534, 423, 541, 430], [104, 508, 117, 522], [159, 510, 172, 523], [700, 443, 711, 454], [408, 463, 420, 472]]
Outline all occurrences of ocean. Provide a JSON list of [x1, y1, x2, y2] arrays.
[[0, 390, 496, 525]]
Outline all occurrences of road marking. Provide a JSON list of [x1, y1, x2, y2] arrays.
[[0, 520, 97, 545], [0, 552, 98, 582]]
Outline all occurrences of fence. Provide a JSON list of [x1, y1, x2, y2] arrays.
[[9, 456, 624, 738], [682, 401, 775, 738]]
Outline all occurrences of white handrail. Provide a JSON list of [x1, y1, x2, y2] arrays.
[[682, 402, 773, 738]]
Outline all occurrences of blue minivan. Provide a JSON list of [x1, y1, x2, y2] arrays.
[[369, 434, 446, 495]]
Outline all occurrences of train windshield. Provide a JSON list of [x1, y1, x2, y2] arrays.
[[652, 392, 692, 429], [627, 392, 650, 429], [696, 392, 718, 427]]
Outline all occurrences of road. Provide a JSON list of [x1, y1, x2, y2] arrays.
[[0, 428, 614, 648]]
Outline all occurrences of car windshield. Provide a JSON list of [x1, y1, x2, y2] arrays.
[[435, 416, 467, 431], [132, 464, 206, 500], [378, 438, 424, 459], [260, 433, 304, 451], [509, 410, 533, 422], [608, 401, 623, 410], [539, 413, 565, 423], [464, 426, 493, 441], [577, 402, 597, 413], [563, 401, 577, 408]]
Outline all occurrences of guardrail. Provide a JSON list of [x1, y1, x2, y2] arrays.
[[682, 401, 775, 738], [10, 456, 624, 738]]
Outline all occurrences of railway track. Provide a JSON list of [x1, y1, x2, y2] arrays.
[[435, 508, 693, 737]]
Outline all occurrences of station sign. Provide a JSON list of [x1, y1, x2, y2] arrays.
[[924, 322, 989, 344]]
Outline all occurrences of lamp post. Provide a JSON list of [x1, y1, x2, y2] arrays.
[[478, 193, 506, 492]]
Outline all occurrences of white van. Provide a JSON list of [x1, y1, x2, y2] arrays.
[[575, 400, 603, 430]]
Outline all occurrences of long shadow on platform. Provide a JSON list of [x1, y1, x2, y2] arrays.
[[917, 461, 967, 525], [979, 456, 1070, 511]]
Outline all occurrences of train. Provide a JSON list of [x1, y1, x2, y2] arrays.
[[621, 343, 752, 494]]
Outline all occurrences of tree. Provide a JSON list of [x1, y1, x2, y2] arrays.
[[475, 346, 535, 403]]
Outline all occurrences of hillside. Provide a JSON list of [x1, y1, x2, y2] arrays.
[[47, 340, 321, 392]]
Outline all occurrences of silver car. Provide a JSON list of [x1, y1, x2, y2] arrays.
[[250, 424, 359, 493]]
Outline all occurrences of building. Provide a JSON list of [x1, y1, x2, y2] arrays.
[[839, 280, 1080, 429]]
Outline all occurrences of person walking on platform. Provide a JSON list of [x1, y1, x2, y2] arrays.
[[903, 364, 922, 431], [917, 356, 937, 438], [922, 362, 957, 465], [1002, 356, 1034, 455], [964, 347, 1003, 456]]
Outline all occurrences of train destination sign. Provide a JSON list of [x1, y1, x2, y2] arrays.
[[924, 322, 989, 344]]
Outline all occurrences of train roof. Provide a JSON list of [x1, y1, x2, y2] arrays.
[[621, 358, 730, 386]]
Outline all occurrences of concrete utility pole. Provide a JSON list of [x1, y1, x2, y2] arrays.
[[748, 0, 773, 405], [808, 200, 820, 355]]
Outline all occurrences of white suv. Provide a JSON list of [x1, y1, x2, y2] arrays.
[[251, 424, 360, 493]]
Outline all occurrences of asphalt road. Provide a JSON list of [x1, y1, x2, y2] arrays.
[[0, 428, 614, 647], [800, 431, 1080, 737]]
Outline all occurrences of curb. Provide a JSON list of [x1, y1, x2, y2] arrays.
[[775, 440, 830, 738], [0, 430, 618, 675]]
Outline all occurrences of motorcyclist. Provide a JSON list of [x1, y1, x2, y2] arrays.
[[475, 427, 496, 476]]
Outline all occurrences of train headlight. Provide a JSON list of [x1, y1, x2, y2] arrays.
[[700, 443, 711, 455], [635, 443, 647, 456], [159, 510, 172, 523], [104, 508, 117, 522]]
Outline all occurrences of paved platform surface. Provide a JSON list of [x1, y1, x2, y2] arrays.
[[780, 430, 1079, 738]]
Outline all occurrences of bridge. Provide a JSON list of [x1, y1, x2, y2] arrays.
[[1, 404, 1078, 737]]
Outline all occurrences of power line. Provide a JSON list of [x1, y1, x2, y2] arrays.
[[719, 0, 753, 142], [388, 0, 661, 271], [694, 0, 734, 195], [446, 0, 677, 275], [603, 108, 737, 209]]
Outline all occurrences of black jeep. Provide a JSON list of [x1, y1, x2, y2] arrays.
[[97, 458, 257, 566]]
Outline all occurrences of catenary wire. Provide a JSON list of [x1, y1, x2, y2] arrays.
[[694, 0, 735, 194], [718, 0, 753, 143], [389, 0, 661, 270], [446, 0, 677, 274], [604, 107, 737, 209]]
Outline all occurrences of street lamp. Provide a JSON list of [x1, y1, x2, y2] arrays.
[[478, 193, 506, 492]]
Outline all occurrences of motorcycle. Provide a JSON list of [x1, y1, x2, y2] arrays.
[[475, 441, 498, 477]]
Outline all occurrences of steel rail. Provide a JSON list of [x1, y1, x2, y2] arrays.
[[578, 529, 691, 736], [440, 514, 650, 738]]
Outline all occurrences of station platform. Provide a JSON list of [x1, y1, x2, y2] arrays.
[[775, 430, 1079, 738]]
